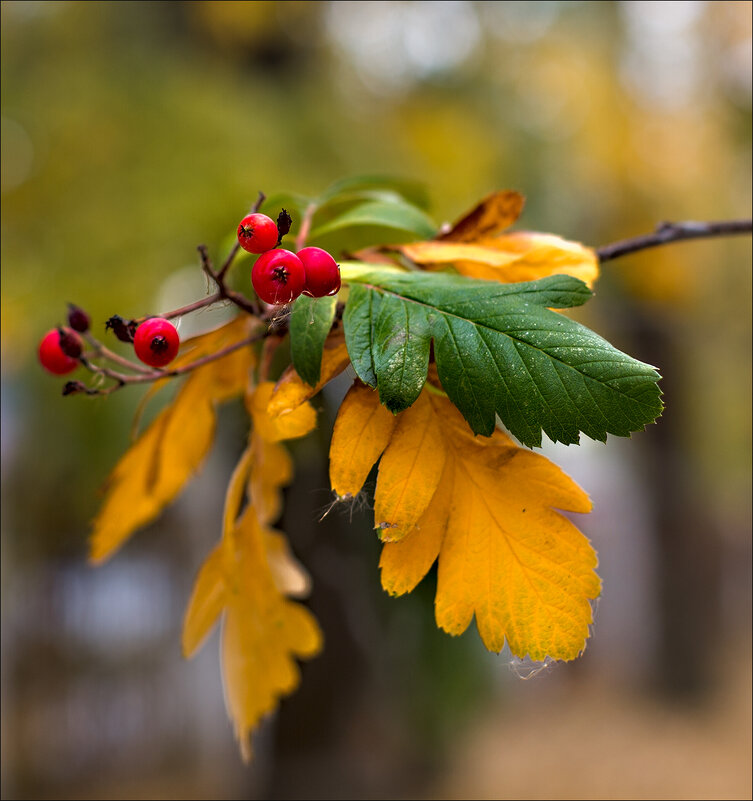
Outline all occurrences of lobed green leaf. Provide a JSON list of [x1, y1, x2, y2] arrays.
[[342, 270, 663, 446]]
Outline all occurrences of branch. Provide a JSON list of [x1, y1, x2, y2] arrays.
[[82, 332, 154, 374], [597, 219, 752, 263], [197, 244, 261, 316], [295, 202, 318, 252], [73, 329, 270, 396]]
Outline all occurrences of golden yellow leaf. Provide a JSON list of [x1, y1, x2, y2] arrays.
[[268, 334, 351, 417], [379, 460, 453, 595], [248, 434, 292, 525], [374, 390, 446, 541], [438, 190, 525, 242], [247, 381, 317, 443], [400, 232, 599, 288], [221, 506, 322, 761], [182, 437, 320, 760], [90, 342, 253, 564], [182, 542, 227, 658], [244, 381, 317, 528], [337, 384, 599, 661], [329, 381, 397, 498], [263, 527, 312, 598]]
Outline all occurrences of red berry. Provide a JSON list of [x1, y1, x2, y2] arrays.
[[133, 318, 180, 368], [237, 213, 279, 254], [297, 247, 341, 298], [251, 248, 305, 305], [39, 328, 81, 375]]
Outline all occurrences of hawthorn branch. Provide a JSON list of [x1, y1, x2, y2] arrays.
[[597, 219, 752, 263], [197, 244, 261, 317], [295, 202, 317, 252], [74, 329, 271, 396], [82, 332, 155, 374]]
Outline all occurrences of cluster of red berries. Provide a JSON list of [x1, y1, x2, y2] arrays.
[[39, 304, 180, 375], [39, 208, 339, 378], [237, 212, 341, 305]]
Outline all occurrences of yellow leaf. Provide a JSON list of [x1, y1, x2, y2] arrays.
[[342, 385, 599, 661], [91, 326, 255, 564], [248, 434, 292, 525], [400, 232, 599, 288], [221, 506, 322, 761], [438, 190, 525, 242], [264, 527, 312, 598], [268, 334, 351, 417], [329, 380, 397, 498], [182, 439, 320, 760], [247, 381, 317, 443], [374, 390, 446, 541], [182, 543, 227, 658], [379, 460, 453, 595]]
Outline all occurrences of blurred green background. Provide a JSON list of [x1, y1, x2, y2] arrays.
[[1, 1, 751, 798]]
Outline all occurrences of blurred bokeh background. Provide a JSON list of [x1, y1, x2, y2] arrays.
[[2, 1, 751, 798]]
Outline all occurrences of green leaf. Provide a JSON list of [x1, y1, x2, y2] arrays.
[[318, 175, 429, 208], [309, 200, 438, 248], [342, 270, 663, 446], [289, 294, 338, 386]]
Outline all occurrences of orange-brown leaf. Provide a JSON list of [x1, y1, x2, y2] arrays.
[[438, 190, 525, 242], [400, 232, 599, 288], [329, 381, 397, 498]]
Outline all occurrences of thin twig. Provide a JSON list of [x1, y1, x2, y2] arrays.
[[82, 333, 155, 374], [295, 202, 318, 252], [197, 244, 261, 316], [158, 292, 223, 321], [77, 330, 269, 396], [597, 219, 752, 263]]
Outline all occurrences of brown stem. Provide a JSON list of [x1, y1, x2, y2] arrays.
[[76, 330, 269, 396], [197, 244, 261, 316], [295, 202, 317, 252], [158, 292, 223, 321], [82, 333, 154, 374], [597, 219, 752, 263]]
